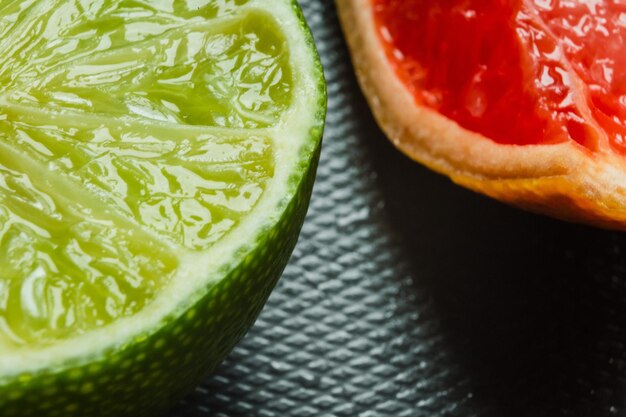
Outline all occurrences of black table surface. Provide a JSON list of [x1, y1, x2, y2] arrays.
[[169, 1, 626, 416]]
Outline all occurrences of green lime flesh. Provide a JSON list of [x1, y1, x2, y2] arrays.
[[0, 0, 326, 412], [0, 0, 294, 348]]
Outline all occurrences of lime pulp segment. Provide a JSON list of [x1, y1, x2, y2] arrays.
[[0, 1, 295, 348]]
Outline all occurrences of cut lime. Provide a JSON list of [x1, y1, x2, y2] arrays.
[[0, 0, 325, 415]]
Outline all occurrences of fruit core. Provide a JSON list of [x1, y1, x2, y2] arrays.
[[373, 0, 626, 153]]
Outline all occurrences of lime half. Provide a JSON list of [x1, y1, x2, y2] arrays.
[[0, 0, 325, 415]]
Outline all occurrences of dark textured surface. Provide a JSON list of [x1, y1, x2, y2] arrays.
[[170, 1, 626, 416]]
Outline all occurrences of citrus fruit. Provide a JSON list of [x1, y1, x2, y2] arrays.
[[0, 0, 325, 416], [337, 0, 626, 229]]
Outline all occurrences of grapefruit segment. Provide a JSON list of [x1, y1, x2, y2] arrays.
[[371, 0, 619, 149], [338, 0, 626, 229]]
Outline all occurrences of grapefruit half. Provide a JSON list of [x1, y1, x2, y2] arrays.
[[337, 0, 626, 229]]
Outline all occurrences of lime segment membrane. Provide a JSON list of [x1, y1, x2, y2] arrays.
[[0, 1, 291, 348], [1, 2, 291, 127]]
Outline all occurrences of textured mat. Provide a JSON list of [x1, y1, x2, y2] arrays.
[[169, 1, 626, 416]]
